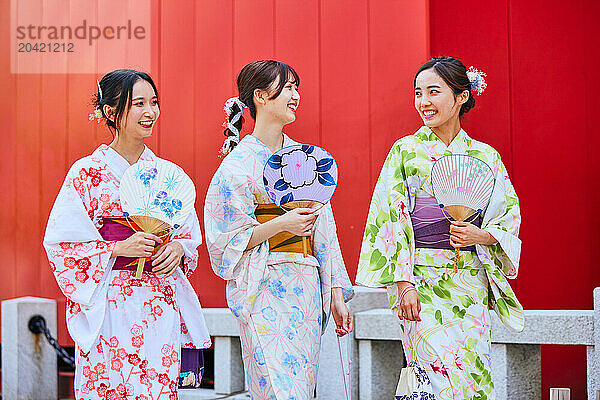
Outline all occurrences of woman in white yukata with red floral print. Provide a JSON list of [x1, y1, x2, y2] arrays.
[[44, 69, 210, 400]]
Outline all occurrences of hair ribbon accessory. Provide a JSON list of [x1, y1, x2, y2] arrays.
[[221, 97, 247, 155], [466, 66, 487, 95]]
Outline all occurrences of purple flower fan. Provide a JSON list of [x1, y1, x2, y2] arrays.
[[263, 144, 338, 207]]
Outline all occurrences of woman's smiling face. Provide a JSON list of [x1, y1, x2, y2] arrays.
[[261, 74, 300, 125], [414, 68, 464, 129], [119, 79, 160, 139]]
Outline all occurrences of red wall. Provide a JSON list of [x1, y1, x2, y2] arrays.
[[1, 0, 597, 397], [429, 0, 600, 398]]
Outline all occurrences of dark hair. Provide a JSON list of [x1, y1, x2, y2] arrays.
[[414, 56, 474, 116], [223, 60, 300, 153], [91, 69, 159, 137]]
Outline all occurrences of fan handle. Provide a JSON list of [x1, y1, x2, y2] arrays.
[[281, 200, 325, 258], [453, 248, 460, 273], [135, 258, 145, 279]]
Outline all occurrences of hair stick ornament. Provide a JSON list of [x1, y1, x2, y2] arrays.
[[263, 144, 338, 257], [120, 160, 196, 278], [430, 154, 495, 273]]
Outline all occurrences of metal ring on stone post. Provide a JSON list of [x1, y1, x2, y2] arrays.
[[28, 314, 75, 368]]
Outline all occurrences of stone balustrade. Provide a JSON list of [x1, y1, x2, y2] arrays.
[[3, 288, 599, 399], [197, 287, 600, 400]]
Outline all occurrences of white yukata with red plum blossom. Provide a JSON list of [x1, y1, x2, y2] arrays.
[[44, 144, 211, 400]]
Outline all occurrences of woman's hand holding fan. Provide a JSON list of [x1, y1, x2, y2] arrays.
[[263, 144, 338, 257], [112, 231, 163, 258], [449, 221, 497, 248], [276, 208, 318, 237], [431, 154, 495, 272], [151, 241, 185, 277]]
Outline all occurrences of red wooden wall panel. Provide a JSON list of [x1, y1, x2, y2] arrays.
[[1, 1, 597, 395], [274, 0, 320, 146], [190, 0, 236, 306], [509, 1, 588, 397], [320, 0, 371, 273], [0, 0, 17, 305], [429, 0, 600, 397], [368, 0, 429, 185]]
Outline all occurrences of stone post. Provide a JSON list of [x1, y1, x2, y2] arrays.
[[2, 296, 57, 400], [358, 339, 404, 400], [213, 336, 244, 394], [588, 288, 600, 399], [316, 287, 388, 400], [491, 343, 541, 399]]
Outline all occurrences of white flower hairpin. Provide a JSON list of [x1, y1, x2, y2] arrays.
[[89, 79, 104, 123], [466, 66, 487, 95]]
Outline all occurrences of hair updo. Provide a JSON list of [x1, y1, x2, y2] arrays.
[[91, 69, 159, 137], [414, 56, 475, 116], [222, 60, 300, 154]]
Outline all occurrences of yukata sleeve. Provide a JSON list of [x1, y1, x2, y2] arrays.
[[43, 162, 116, 306], [356, 145, 416, 287], [204, 165, 257, 281], [477, 155, 522, 278], [171, 209, 202, 276], [313, 204, 354, 302]]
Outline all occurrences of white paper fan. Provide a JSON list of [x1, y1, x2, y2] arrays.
[[120, 159, 196, 277], [121, 160, 196, 229], [431, 154, 494, 219], [430, 154, 495, 271]]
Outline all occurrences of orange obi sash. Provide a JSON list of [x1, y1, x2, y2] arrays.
[[254, 204, 313, 256]]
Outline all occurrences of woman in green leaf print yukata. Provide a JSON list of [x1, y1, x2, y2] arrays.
[[356, 56, 523, 400]]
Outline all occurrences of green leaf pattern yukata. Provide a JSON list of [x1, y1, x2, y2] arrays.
[[356, 127, 523, 400]]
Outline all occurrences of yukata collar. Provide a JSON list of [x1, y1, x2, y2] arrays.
[[243, 133, 295, 154], [94, 144, 157, 180], [416, 126, 471, 153]]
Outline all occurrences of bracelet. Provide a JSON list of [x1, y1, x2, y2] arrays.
[[398, 285, 417, 308]]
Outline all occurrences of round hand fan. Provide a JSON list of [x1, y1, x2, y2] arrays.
[[120, 159, 196, 278], [430, 154, 495, 272], [263, 144, 338, 256]]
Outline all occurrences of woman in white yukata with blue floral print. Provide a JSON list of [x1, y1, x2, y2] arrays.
[[204, 60, 354, 400]]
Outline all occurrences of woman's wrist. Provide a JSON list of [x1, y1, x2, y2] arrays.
[[477, 228, 497, 245], [396, 280, 413, 290], [112, 241, 123, 257], [270, 216, 285, 235], [331, 287, 344, 302]]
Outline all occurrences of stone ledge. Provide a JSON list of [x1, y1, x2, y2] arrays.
[[202, 308, 239, 337], [354, 309, 594, 345]]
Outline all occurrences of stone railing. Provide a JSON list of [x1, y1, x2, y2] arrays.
[[198, 287, 600, 400], [3, 289, 599, 399]]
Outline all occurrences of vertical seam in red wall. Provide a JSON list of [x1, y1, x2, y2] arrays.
[[156, 0, 162, 156], [232, 0, 235, 94], [425, 0, 431, 58], [506, 0, 514, 176], [272, 0, 276, 56], [366, 0, 372, 187], [38, 30, 44, 292], [192, 0, 197, 179], [317, 0, 322, 145]]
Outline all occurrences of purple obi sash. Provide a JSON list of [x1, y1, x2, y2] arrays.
[[410, 197, 481, 252], [98, 217, 166, 272]]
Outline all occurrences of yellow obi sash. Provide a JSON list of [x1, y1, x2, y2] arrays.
[[254, 204, 313, 256]]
